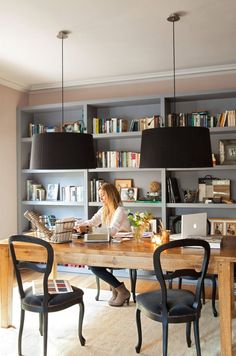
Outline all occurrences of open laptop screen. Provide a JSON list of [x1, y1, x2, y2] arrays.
[[181, 212, 207, 238]]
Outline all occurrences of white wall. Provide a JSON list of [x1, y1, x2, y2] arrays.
[[0, 85, 27, 239]]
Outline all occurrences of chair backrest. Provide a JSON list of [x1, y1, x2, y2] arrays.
[[9, 235, 54, 306], [172, 215, 211, 234], [153, 238, 210, 315]]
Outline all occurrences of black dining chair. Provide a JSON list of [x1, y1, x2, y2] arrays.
[[135, 238, 210, 356], [172, 215, 218, 317], [9, 235, 86, 356], [95, 268, 137, 302]]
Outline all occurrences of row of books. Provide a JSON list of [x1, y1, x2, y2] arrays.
[[93, 117, 128, 134], [28, 120, 85, 137], [61, 185, 84, 202], [167, 110, 236, 128], [26, 180, 83, 202], [216, 110, 236, 127], [129, 115, 164, 131], [90, 178, 105, 202], [96, 151, 140, 168], [92, 115, 163, 134]]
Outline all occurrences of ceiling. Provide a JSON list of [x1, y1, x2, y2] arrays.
[[1, 0, 236, 92]]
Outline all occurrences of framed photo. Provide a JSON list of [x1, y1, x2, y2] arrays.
[[120, 187, 138, 202], [149, 218, 162, 234], [46, 184, 59, 201], [219, 139, 236, 165], [62, 121, 84, 133], [114, 179, 132, 193], [212, 221, 224, 235], [209, 218, 236, 236], [225, 222, 236, 236]]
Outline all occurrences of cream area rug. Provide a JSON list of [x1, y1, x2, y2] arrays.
[[0, 287, 236, 356]]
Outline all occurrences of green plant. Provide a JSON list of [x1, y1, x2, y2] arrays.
[[128, 211, 152, 228]]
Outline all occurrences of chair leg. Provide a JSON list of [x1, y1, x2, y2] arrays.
[[202, 280, 206, 304], [211, 275, 218, 317], [162, 321, 168, 356], [18, 308, 25, 356], [135, 309, 142, 353], [193, 319, 201, 356], [43, 312, 48, 356], [129, 269, 137, 302], [186, 322, 191, 347], [95, 276, 100, 301], [39, 313, 43, 336], [78, 301, 86, 346], [178, 277, 182, 289]]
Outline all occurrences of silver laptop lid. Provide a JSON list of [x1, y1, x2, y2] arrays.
[[181, 213, 207, 238]]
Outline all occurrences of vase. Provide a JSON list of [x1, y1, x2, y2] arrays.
[[131, 226, 144, 242]]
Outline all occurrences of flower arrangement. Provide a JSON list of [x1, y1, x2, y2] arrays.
[[128, 211, 153, 229]]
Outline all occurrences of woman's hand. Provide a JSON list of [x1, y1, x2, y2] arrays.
[[74, 225, 90, 234]]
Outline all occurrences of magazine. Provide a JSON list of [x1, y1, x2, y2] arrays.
[[32, 279, 73, 295]]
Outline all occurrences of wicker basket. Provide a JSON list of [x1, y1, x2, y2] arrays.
[[24, 210, 75, 243]]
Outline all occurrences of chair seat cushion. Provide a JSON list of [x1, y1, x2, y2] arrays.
[[22, 285, 84, 312], [137, 289, 196, 319]]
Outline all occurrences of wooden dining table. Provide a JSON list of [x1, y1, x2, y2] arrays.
[[0, 236, 235, 356]]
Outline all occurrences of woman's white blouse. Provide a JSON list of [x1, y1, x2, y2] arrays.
[[83, 206, 130, 236]]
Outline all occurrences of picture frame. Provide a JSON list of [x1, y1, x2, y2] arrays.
[[149, 218, 162, 234], [46, 184, 59, 201], [120, 187, 138, 202], [62, 121, 84, 133], [209, 218, 236, 236], [219, 139, 236, 165], [114, 179, 132, 193], [225, 222, 236, 236]]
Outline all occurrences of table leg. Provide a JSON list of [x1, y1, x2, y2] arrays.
[[49, 257, 58, 279], [0, 244, 13, 328], [218, 261, 233, 356]]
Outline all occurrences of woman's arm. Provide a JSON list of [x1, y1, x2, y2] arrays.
[[109, 206, 131, 237], [75, 208, 103, 233]]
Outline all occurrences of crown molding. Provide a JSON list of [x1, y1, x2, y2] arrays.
[[29, 63, 236, 92], [1, 64, 236, 93], [0, 76, 29, 92]]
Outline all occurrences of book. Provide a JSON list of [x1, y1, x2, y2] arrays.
[[32, 279, 73, 295]]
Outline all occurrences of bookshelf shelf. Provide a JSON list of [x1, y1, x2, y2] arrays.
[[93, 132, 142, 139], [22, 200, 84, 207], [18, 91, 236, 232], [167, 203, 236, 209]]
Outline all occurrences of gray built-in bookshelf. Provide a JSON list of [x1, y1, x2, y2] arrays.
[[17, 91, 236, 233]]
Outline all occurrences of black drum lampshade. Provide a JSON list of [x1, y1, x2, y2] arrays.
[[140, 127, 212, 168], [30, 132, 96, 169]]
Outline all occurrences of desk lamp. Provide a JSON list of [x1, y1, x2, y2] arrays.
[[30, 31, 96, 169]]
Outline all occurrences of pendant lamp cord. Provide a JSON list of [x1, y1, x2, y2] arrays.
[[167, 13, 180, 116], [172, 20, 176, 115], [61, 35, 64, 127], [57, 30, 70, 130]]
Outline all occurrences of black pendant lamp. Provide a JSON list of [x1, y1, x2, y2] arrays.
[[30, 31, 96, 169], [140, 14, 212, 169]]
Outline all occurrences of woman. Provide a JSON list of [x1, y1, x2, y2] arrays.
[[75, 182, 131, 307]]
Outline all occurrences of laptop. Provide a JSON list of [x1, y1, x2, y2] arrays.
[[170, 212, 222, 248], [171, 212, 207, 239]]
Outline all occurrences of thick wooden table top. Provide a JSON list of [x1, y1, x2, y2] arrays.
[[3, 236, 236, 272]]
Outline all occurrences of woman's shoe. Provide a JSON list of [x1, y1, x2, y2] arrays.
[[108, 286, 118, 303], [108, 282, 130, 307]]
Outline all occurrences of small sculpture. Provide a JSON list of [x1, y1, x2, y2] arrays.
[[146, 181, 161, 201]]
